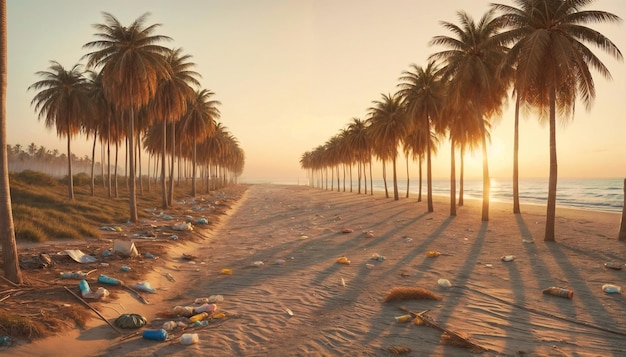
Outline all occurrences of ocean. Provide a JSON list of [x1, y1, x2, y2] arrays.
[[245, 177, 625, 213]]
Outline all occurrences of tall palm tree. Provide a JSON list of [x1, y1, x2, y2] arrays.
[[398, 61, 445, 211], [367, 92, 408, 200], [429, 9, 509, 221], [83, 12, 172, 222], [493, 0, 623, 241], [180, 88, 220, 197], [150, 48, 199, 207], [0, 0, 23, 284], [29, 61, 91, 200]]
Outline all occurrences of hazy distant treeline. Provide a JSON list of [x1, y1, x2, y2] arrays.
[[7, 143, 103, 178]]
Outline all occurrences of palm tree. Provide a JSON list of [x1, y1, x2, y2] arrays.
[[29, 61, 91, 200], [493, 0, 623, 241], [83, 12, 172, 222], [367, 92, 408, 200], [398, 61, 445, 211], [429, 9, 509, 221], [345, 118, 370, 194], [180, 88, 220, 197], [150, 48, 199, 207], [0, 0, 23, 284]]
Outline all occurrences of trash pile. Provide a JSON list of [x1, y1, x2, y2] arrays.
[[116, 294, 232, 345]]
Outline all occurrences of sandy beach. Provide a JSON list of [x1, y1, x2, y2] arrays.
[[6, 183, 626, 357]]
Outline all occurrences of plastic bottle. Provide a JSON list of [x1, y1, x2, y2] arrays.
[[0, 335, 12, 346], [209, 295, 224, 303], [188, 312, 209, 323], [142, 329, 167, 341], [162, 321, 177, 331], [180, 333, 199, 345], [193, 303, 217, 314], [97, 274, 123, 286], [60, 271, 87, 279], [601, 284, 622, 294], [542, 287, 573, 299], [78, 280, 92, 297], [194, 297, 210, 304]]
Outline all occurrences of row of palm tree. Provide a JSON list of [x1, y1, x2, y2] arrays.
[[300, 0, 622, 242], [28, 12, 245, 223]]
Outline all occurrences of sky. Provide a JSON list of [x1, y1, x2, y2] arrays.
[[6, 0, 626, 182]]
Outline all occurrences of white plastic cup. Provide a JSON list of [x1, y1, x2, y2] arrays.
[[180, 333, 199, 345]]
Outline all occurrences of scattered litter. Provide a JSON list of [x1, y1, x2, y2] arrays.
[[299, 235, 308, 239], [114, 313, 147, 329], [173, 222, 193, 231], [274, 259, 286, 265], [142, 329, 168, 341], [165, 273, 175, 282], [180, 333, 199, 345], [253, 261, 264, 267], [162, 215, 173, 220], [371, 253, 385, 261], [542, 286, 573, 298], [341, 277, 346, 287], [65, 250, 98, 264], [194, 218, 209, 225], [78, 279, 109, 300], [426, 251, 441, 258], [364, 230, 374, 238], [602, 284, 621, 294], [98, 274, 123, 286], [501, 255, 515, 262], [221, 268, 232, 275], [336, 256, 351, 265], [0, 336, 12, 346], [60, 270, 94, 279], [120, 265, 131, 272], [366, 263, 374, 269], [113, 240, 139, 257], [100, 226, 122, 232], [285, 308, 294, 316], [604, 262, 622, 270], [102, 249, 112, 257], [437, 279, 452, 288], [395, 314, 412, 323], [170, 235, 178, 240], [341, 227, 354, 233], [145, 252, 157, 260], [133, 282, 156, 293], [403, 237, 413, 243]]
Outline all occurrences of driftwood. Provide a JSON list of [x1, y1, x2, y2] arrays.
[[400, 308, 489, 353], [64, 286, 123, 336]]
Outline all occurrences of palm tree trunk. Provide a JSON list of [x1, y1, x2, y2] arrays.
[[459, 146, 464, 206], [66, 130, 74, 200], [545, 87, 558, 241], [0, 0, 23, 283], [382, 160, 389, 198], [392, 154, 399, 201], [161, 119, 167, 209], [168, 122, 175, 205], [480, 116, 491, 222], [418, 155, 422, 202], [405, 154, 410, 198], [450, 138, 456, 216], [127, 108, 138, 222], [192, 136, 197, 197], [426, 135, 433, 212], [369, 157, 373, 195], [617, 179, 626, 242], [513, 94, 521, 214], [114, 141, 119, 198], [90, 131, 97, 196]]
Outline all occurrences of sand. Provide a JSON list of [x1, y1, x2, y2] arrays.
[[6, 183, 626, 356]]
